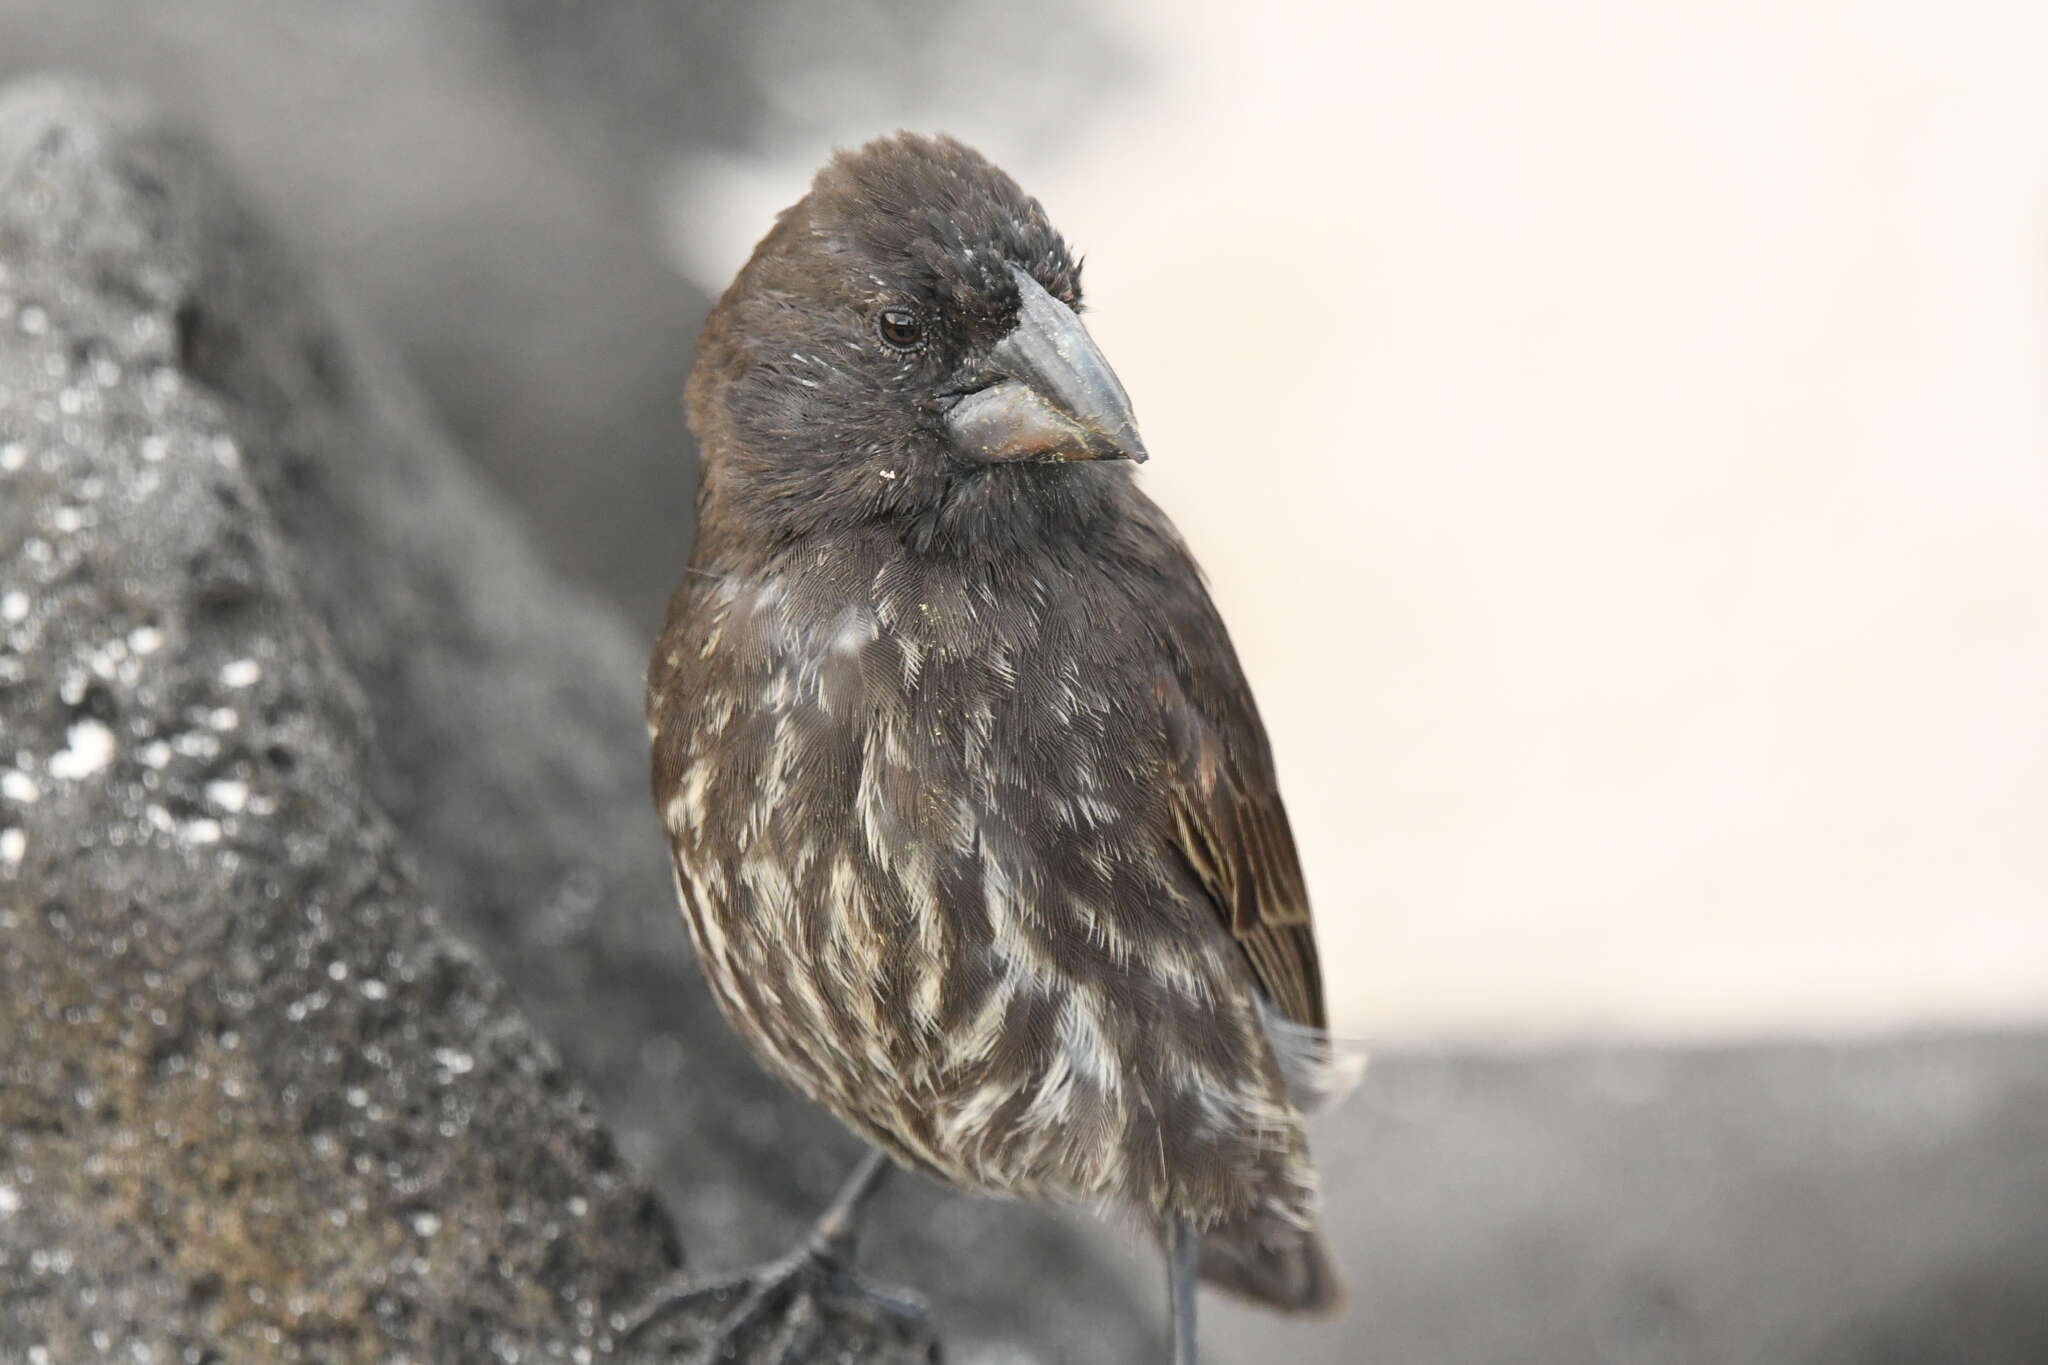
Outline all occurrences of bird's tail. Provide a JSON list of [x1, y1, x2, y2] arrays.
[[1195, 1009, 1361, 1315], [1197, 1220, 1344, 1317]]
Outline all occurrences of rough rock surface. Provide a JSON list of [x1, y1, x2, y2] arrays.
[[0, 83, 686, 1363], [0, 79, 1156, 1364]]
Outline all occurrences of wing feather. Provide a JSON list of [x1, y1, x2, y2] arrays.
[[1155, 574, 1327, 1032]]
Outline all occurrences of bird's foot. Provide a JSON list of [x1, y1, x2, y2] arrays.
[[616, 1238, 934, 1365]]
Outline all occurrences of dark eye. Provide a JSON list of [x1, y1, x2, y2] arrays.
[[875, 307, 924, 351]]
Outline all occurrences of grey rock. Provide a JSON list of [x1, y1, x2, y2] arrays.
[[1205, 1037, 2048, 1365], [0, 77, 1158, 1364], [0, 82, 681, 1363]]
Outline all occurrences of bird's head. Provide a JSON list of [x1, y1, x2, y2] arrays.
[[686, 133, 1148, 554]]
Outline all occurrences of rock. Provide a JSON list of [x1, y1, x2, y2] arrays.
[[1209, 1036, 2048, 1365], [0, 82, 680, 1363], [0, 78, 1158, 1364]]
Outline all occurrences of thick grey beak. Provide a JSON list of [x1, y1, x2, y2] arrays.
[[944, 266, 1149, 465]]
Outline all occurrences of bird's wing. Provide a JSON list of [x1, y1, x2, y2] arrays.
[[1155, 577, 1327, 1033]]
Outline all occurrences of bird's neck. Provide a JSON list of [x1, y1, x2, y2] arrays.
[[691, 449, 1143, 580]]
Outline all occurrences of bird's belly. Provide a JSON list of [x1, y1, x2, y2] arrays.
[[656, 592, 1313, 1220], [671, 830, 1309, 1221], [675, 845, 1054, 1189]]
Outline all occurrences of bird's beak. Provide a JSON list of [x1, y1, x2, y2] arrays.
[[944, 266, 1149, 465]]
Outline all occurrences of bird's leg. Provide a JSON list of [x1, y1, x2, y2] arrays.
[[1166, 1215, 1198, 1365], [617, 1150, 931, 1364], [804, 1146, 894, 1266]]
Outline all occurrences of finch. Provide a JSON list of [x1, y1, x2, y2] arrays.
[[641, 132, 1351, 1364]]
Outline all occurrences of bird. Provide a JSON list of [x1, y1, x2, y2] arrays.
[[635, 132, 1356, 1365]]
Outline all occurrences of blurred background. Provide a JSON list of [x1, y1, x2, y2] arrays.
[[8, 0, 2041, 1043], [3, 0, 2042, 1360]]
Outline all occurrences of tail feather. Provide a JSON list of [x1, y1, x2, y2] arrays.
[[1193, 1007, 1359, 1317], [1196, 1224, 1344, 1317], [1259, 1003, 1368, 1115]]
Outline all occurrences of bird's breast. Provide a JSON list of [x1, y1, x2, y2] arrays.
[[651, 563, 1313, 1215], [658, 567, 1152, 1052]]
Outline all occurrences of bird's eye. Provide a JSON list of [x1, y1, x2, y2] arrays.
[[875, 307, 924, 351]]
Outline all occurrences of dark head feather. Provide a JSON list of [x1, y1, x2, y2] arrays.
[[807, 133, 1081, 318], [686, 133, 1122, 563]]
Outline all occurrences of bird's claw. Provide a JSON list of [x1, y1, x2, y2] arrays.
[[617, 1244, 934, 1364]]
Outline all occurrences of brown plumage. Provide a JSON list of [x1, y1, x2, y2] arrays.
[[645, 133, 1351, 1354]]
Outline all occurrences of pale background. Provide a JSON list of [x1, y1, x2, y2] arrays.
[[670, 0, 2048, 1045]]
